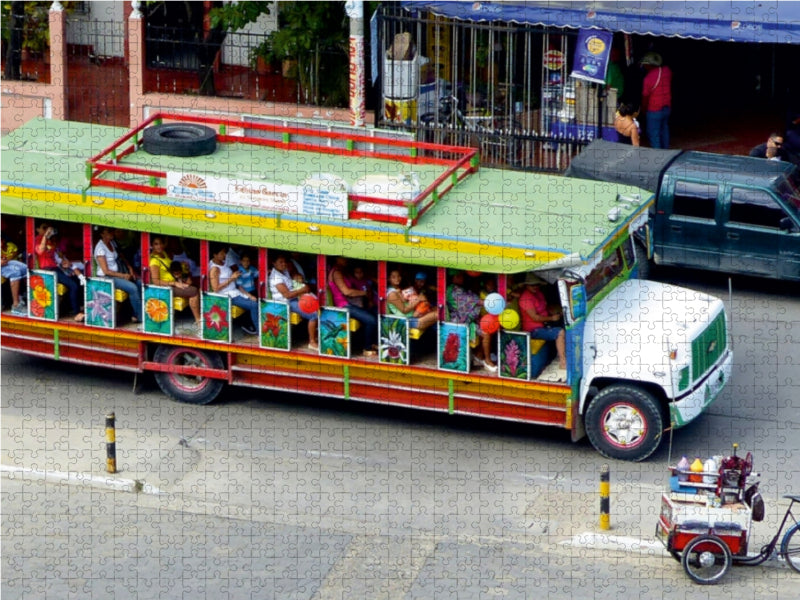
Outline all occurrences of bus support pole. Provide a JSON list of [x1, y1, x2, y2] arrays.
[[105, 412, 117, 474], [600, 464, 610, 530]]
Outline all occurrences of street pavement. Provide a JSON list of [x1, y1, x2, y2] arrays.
[[2, 271, 799, 598]]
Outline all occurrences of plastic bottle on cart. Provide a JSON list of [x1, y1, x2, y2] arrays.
[[690, 456, 704, 483], [703, 457, 718, 484], [677, 456, 690, 482]]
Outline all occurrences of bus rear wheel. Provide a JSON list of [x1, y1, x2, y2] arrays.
[[585, 384, 663, 461], [153, 346, 225, 405]]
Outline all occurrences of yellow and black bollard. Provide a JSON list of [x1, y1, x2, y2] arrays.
[[105, 412, 117, 474], [599, 464, 610, 530]]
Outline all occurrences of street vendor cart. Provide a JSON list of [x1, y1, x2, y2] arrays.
[[656, 445, 800, 584]]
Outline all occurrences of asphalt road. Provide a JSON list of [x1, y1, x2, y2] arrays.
[[1, 268, 798, 598]]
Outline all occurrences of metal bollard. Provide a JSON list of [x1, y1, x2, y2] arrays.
[[600, 464, 610, 530], [105, 412, 116, 474]]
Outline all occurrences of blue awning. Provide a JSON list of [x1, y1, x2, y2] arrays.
[[400, 1, 800, 44]]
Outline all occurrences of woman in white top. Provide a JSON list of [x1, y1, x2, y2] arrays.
[[209, 245, 259, 335], [269, 254, 318, 350], [94, 227, 142, 322]]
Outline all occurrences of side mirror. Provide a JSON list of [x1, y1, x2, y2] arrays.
[[779, 217, 800, 233]]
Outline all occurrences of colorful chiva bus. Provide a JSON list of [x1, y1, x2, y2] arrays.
[[0, 114, 733, 461]]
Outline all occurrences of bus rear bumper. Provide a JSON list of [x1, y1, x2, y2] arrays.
[[669, 349, 733, 428]]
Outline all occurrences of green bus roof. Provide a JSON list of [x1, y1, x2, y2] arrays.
[[1, 118, 652, 274]]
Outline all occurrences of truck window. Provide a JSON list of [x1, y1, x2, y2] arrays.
[[672, 181, 717, 220], [585, 247, 624, 301], [729, 188, 788, 229]]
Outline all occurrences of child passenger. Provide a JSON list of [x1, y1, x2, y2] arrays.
[[236, 253, 259, 296]]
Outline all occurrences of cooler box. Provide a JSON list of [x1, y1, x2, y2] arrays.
[[656, 492, 751, 556]]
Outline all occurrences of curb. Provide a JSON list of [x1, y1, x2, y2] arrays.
[[0, 464, 163, 495]]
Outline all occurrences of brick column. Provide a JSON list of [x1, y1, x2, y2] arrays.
[[48, 1, 67, 120]]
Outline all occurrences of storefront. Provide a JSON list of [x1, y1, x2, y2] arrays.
[[376, 1, 800, 171]]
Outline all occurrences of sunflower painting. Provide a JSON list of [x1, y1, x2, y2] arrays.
[[143, 285, 174, 335], [319, 307, 350, 358], [202, 293, 231, 343], [379, 315, 409, 365], [28, 270, 57, 321], [438, 321, 469, 373], [260, 300, 290, 350]]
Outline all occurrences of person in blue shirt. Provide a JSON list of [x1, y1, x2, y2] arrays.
[[236, 253, 259, 296]]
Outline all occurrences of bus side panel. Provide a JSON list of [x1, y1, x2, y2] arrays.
[[1, 318, 143, 372], [232, 353, 570, 426]]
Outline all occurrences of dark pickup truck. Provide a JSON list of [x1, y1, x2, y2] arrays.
[[566, 141, 800, 281]]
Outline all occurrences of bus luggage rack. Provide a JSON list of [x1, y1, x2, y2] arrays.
[[85, 112, 480, 228]]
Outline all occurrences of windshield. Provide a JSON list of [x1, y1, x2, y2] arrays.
[[776, 169, 800, 219]]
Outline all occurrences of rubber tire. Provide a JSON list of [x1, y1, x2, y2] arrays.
[[142, 123, 217, 157], [780, 523, 800, 573], [585, 384, 663, 461], [153, 345, 225, 405], [681, 534, 732, 585]]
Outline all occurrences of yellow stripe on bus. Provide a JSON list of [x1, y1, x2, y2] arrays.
[[4, 185, 563, 268]]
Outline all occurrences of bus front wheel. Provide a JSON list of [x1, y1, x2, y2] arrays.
[[585, 384, 663, 461], [153, 346, 225, 405]]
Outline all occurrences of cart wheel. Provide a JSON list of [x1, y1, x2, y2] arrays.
[[681, 534, 732, 585], [780, 523, 800, 574]]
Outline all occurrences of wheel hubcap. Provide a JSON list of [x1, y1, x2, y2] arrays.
[[698, 551, 716, 568], [173, 352, 206, 389], [602, 404, 645, 447]]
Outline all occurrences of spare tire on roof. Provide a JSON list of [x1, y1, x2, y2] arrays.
[[142, 123, 217, 157]]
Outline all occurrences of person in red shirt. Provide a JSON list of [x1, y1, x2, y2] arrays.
[[34, 222, 84, 321], [518, 273, 566, 380], [640, 51, 672, 149]]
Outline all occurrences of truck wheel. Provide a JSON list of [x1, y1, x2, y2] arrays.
[[142, 123, 217, 157], [153, 346, 225, 405], [585, 384, 663, 461]]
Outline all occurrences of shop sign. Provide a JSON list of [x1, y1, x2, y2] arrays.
[[543, 50, 564, 70], [571, 29, 613, 84]]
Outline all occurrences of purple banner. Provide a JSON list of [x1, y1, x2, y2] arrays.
[[571, 29, 613, 84]]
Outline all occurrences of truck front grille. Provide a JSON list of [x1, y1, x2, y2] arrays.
[[691, 311, 726, 381]]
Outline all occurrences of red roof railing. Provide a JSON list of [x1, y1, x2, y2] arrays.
[[86, 112, 480, 226]]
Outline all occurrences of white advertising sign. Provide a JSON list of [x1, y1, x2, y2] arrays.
[[166, 172, 349, 219]]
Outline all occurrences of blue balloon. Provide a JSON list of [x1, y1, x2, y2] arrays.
[[484, 292, 505, 315]]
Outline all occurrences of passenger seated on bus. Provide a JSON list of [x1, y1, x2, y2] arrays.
[[412, 271, 436, 305], [446, 270, 496, 372], [34, 222, 84, 322], [350, 263, 376, 310], [517, 273, 567, 381], [1, 232, 28, 315], [269, 254, 319, 350], [148, 235, 202, 326], [94, 227, 142, 323], [236, 253, 259, 296], [171, 238, 201, 286], [328, 256, 378, 356], [385, 269, 437, 334], [209, 244, 259, 336]]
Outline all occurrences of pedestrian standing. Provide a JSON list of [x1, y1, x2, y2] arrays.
[[640, 52, 672, 149]]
